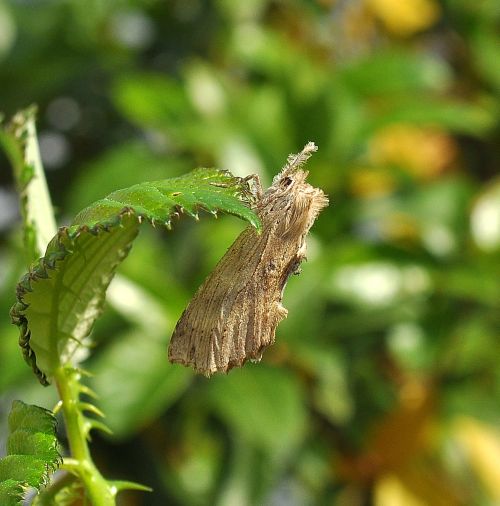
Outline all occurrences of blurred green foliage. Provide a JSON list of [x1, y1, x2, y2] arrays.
[[1, 0, 499, 505]]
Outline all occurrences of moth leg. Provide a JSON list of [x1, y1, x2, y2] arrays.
[[298, 240, 307, 259], [276, 302, 288, 319], [295, 242, 307, 274], [212, 173, 262, 202], [243, 174, 263, 201]]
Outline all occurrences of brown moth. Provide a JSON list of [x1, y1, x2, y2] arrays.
[[168, 142, 328, 376]]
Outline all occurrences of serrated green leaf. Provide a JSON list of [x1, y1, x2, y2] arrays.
[[0, 479, 24, 506], [11, 211, 141, 385], [0, 401, 61, 505], [72, 168, 260, 229], [8, 401, 56, 434], [11, 169, 259, 384]]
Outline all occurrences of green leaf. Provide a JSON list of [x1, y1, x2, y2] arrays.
[[338, 51, 451, 96], [10, 169, 260, 385], [471, 27, 500, 92], [364, 97, 496, 137], [207, 365, 307, 458], [89, 330, 191, 438], [72, 168, 260, 229], [10, 212, 140, 386], [113, 73, 194, 136], [0, 107, 57, 263], [0, 401, 61, 506]]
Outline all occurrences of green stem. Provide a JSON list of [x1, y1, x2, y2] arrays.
[[0, 107, 57, 263], [54, 366, 115, 506]]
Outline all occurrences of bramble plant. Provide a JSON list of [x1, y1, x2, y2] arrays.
[[0, 108, 261, 505]]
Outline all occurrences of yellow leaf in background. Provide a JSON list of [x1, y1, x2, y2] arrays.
[[376, 474, 426, 506], [369, 124, 457, 181], [349, 167, 397, 197], [366, 0, 440, 36], [376, 465, 462, 506], [338, 379, 434, 483], [368, 379, 432, 471], [382, 212, 420, 241], [454, 417, 500, 500]]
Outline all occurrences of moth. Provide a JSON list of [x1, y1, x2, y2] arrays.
[[168, 142, 328, 376]]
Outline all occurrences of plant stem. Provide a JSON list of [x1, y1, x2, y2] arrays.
[[54, 366, 115, 506], [0, 107, 57, 262]]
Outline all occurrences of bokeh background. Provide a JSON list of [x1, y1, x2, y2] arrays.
[[1, 1, 500, 505]]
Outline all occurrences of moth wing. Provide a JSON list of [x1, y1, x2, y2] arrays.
[[168, 228, 269, 375]]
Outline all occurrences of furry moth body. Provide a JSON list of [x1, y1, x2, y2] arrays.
[[168, 142, 328, 376]]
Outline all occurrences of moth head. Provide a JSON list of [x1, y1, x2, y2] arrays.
[[275, 169, 310, 191], [262, 142, 328, 237]]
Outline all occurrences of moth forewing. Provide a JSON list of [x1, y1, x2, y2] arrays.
[[168, 142, 328, 376]]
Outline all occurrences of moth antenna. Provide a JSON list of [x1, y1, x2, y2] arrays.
[[274, 142, 317, 183]]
